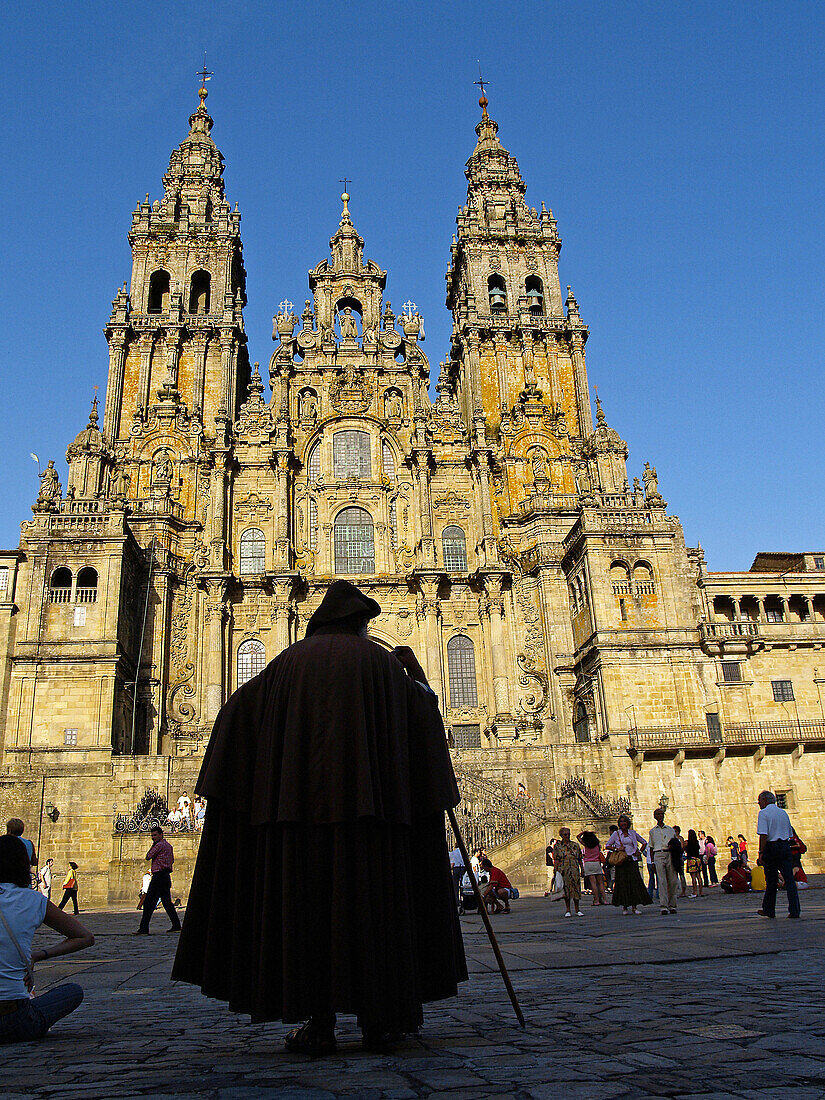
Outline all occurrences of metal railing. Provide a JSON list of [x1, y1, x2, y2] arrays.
[[629, 719, 825, 752]]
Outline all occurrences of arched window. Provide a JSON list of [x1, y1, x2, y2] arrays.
[[237, 639, 265, 687], [307, 442, 321, 482], [610, 561, 631, 595], [525, 275, 544, 314], [189, 270, 211, 314], [442, 525, 467, 572], [488, 274, 507, 313], [574, 702, 590, 743], [147, 270, 170, 313], [382, 441, 395, 479], [447, 635, 478, 707], [49, 567, 72, 604], [633, 560, 655, 595], [239, 528, 266, 575], [308, 498, 318, 551], [333, 430, 371, 479], [334, 507, 374, 574], [76, 567, 98, 604]]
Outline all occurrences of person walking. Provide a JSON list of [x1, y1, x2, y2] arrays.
[[57, 863, 79, 913], [554, 828, 584, 918], [37, 859, 53, 900], [738, 834, 749, 869], [705, 835, 719, 886], [577, 830, 607, 905], [698, 831, 710, 889], [685, 830, 704, 897], [648, 808, 679, 914], [606, 815, 651, 915], [133, 827, 181, 935], [755, 792, 800, 919], [0, 835, 94, 1043], [172, 580, 467, 1053]]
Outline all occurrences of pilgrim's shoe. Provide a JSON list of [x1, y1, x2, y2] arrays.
[[131, 929, 149, 935], [757, 909, 775, 918]]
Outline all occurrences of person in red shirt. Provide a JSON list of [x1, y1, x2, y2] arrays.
[[133, 827, 181, 935], [480, 858, 512, 914]]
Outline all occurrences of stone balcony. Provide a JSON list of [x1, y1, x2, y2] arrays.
[[699, 617, 825, 655], [627, 719, 825, 772]]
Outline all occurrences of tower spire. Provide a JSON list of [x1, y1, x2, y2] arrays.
[[196, 57, 213, 110]]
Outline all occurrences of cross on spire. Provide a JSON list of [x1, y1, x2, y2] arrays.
[[339, 177, 351, 191], [474, 61, 489, 106], [196, 57, 213, 106]]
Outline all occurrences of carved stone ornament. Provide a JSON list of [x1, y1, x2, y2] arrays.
[[433, 489, 471, 512], [236, 491, 273, 516], [329, 366, 373, 414], [235, 363, 274, 442]]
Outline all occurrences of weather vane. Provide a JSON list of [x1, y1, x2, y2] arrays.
[[197, 56, 213, 105], [474, 61, 489, 102]]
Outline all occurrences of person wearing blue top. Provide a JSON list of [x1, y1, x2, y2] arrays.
[[0, 835, 94, 1043]]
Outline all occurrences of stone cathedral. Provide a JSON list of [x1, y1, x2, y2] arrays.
[[1, 87, 823, 902]]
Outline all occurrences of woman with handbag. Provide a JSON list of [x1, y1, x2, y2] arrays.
[[57, 862, 79, 913], [0, 836, 94, 1043], [605, 814, 652, 914]]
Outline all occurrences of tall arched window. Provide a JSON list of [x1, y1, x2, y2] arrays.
[[334, 507, 374, 574], [308, 499, 318, 551], [307, 442, 321, 482], [49, 567, 72, 604], [525, 275, 544, 314], [382, 441, 395, 479], [488, 273, 507, 313], [237, 638, 266, 687], [76, 567, 98, 604], [333, 430, 371, 478], [239, 528, 266, 575], [189, 270, 211, 313], [442, 525, 467, 571], [574, 702, 590, 743], [147, 270, 170, 313], [447, 635, 478, 707]]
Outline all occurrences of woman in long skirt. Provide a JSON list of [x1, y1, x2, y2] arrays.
[[606, 815, 652, 915]]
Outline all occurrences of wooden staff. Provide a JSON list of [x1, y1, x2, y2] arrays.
[[447, 806, 526, 1028]]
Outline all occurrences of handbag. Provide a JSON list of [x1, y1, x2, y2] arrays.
[[548, 870, 566, 901], [607, 848, 628, 867]]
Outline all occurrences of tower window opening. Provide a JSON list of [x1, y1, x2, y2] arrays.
[[574, 702, 590, 743], [189, 270, 211, 314], [447, 635, 478, 707], [334, 507, 374, 574], [442, 525, 467, 572], [76, 566, 98, 603], [488, 274, 507, 313], [49, 567, 72, 603], [525, 275, 544, 314], [239, 528, 266, 575], [147, 270, 170, 314]]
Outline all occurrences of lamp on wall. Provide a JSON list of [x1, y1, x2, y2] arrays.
[[44, 802, 60, 822], [658, 794, 669, 813]]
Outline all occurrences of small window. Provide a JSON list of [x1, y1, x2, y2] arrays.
[[239, 528, 266, 575], [776, 792, 788, 809], [619, 598, 627, 622], [189, 270, 211, 314], [706, 713, 722, 742], [721, 661, 742, 683], [76, 567, 98, 603], [447, 635, 478, 707], [307, 442, 321, 482], [334, 507, 374, 574], [442, 526, 467, 572], [766, 607, 783, 623], [73, 606, 86, 627], [573, 702, 590, 743], [147, 269, 170, 313], [382, 441, 395, 479], [772, 680, 794, 702], [237, 639, 266, 687], [0, 566, 8, 594], [64, 729, 78, 746], [333, 431, 371, 479], [815, 557, 825, 570], [452, 723, 481, 749]]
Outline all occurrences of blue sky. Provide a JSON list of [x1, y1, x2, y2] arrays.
[[1, 1, 823, 568]]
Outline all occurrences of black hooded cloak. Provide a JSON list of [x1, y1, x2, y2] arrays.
[[172, 581, 467, 1029]]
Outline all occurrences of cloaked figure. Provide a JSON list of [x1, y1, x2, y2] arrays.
[[172, 580, 467, 1052]]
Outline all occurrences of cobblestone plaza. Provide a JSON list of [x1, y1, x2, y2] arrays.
[[3, 886, 823, 1099]]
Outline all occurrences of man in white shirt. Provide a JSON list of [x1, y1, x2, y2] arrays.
[[756, 791, 800, 919], [448, 846, 464, 911], [648, 808, 679, 915]]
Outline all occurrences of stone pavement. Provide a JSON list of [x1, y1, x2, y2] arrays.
[[2, 884, 824, 1099]]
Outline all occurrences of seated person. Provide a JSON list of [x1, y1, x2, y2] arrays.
[[720, 861, 751, 894], [479, 857, 513, 914]]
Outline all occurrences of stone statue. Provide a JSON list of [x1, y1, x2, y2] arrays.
[[529, 448, 549, 482], [154, 452, 172, 482], [643, 462, 658, 498], [114, 466, 131, 499], [577, 465, 592, 495], [301, 392, 318, 425], [385, 391, 403, 419], [633, 476, 642, 494], [37, 460, 61, 505], [338, 307, 358, 340]]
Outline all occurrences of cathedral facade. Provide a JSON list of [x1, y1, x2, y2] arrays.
[[1, 88, 823, 902]]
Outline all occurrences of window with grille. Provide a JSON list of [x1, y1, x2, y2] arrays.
[[307, 442, 321, 482], [333, 431, 371, 478], [706, 712, 722, 742], [772, 679, 794, 702], [447, 635, 478, 707], [64, 729, 78, 746], [765, 606, 783, 623], [0, 566, 8, 594], [452, 723, 481, 749], [573, 702, 590, 743], [382, 441, 395, 479], [815, 557, 825, 570], [334, 507, 374, 574], [721, 661, 742, 683], [442, 525, 467, 572], [308, 499, 318, 551], [237, 639, 266, 687], [239, 528, 266, 575], [776, 791, 788, 809]]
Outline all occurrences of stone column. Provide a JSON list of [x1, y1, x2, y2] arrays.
[[802, 595, 813, 621], [203, 577, 228, 721], [492, 333, 509, 410], [273, 452, 291, 570], [570, 333, 593, 436], [152, 567, 172, 754], [272, 580, 293, 655], [464, 334, 482, 426], [418, 577, 444, 706], [412, 452, 435, 566], [103, 334, 127, 441], [219, 336, 235, 416], [210, 461, 228, 571], [191, 336, 208, 417], [756, 597, 766, 623], [137, 333, 154, 414], [483, 574, 512, 720]]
